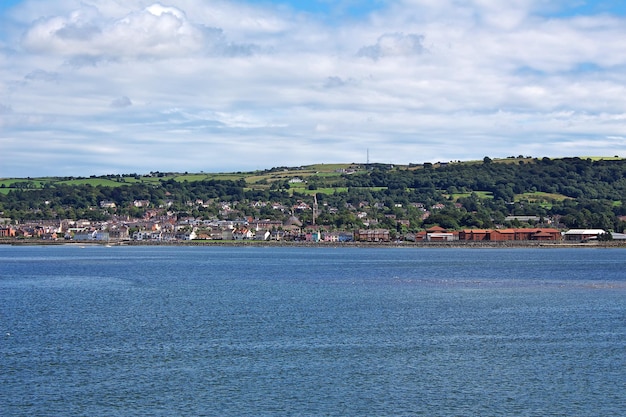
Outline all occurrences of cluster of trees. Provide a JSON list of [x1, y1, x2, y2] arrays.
[[2, 157, 626, 232], [356, 157, 626, 202]]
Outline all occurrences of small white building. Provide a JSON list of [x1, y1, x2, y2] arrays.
[[73, 231, 110, 242], [563, 229, 606, 241], [426, 232, 456, 242]]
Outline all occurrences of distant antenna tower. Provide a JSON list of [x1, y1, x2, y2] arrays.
[[312, 193, 318, 226], [367, 149, 370, 166]]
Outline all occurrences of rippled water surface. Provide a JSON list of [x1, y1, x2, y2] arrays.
[[2, 246, 625, 416]]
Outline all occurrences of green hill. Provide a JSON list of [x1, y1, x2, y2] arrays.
[[2, 156, 626, 232]]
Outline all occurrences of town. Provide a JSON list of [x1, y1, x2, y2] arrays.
[[0, 200, 615, 244], [2, 157, 626, 244]]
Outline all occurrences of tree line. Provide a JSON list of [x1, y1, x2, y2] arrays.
[[2, 157, 626, 232]]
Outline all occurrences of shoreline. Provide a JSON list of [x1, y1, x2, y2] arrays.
[[2, 238, 625, 248]]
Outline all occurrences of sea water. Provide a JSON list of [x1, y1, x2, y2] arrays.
[[1, 246, 625, 416]]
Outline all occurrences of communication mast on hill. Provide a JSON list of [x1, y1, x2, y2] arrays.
[[312, 193, 318, 225], [366, 148, 370, 170]]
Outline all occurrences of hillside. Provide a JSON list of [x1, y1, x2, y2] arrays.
[[2, 156, 626, 233]]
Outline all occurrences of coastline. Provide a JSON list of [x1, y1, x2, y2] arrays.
[[2, 238, 625, 248]]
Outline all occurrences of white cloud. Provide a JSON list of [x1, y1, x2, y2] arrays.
[[20, 3, 213, 58], [2, 0, 626, 176]]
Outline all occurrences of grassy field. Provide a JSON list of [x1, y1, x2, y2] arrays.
[[297, 187, 349, 196], [57, 178, 127, 187], [515, 192, 571, 202], [449, 191, 494, 200], [513, 192, 572, 209], [0, 178, 49, 188], [0, 163, 359, 192], [582, 156, 623, 161], [172, 173, 251, 182], [1, 157, 623, 193]]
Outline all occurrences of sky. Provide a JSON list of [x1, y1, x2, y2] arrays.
[[2, 0, 626, 177]]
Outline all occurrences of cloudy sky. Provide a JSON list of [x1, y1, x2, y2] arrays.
[[2, 0, 626, 177]]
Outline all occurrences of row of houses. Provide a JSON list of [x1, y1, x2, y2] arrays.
[[0, 224, 59, 240], [397, 227, 610, 242], [0, 221, 612, 243]]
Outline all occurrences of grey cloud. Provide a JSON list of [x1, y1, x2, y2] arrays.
[[64, 54, 109, 68], [0, 103, 13, 114], [110, 96, 132, 108], [357, 33, 426, 60], [24, 69, 59, 82], [325, 76, 347, 88], [217, 42, 262, 57], [191, 25, 261, 57], [56, 23, 101, 40], [323, 76, 359, 89], [198, 26, 225, 43]]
